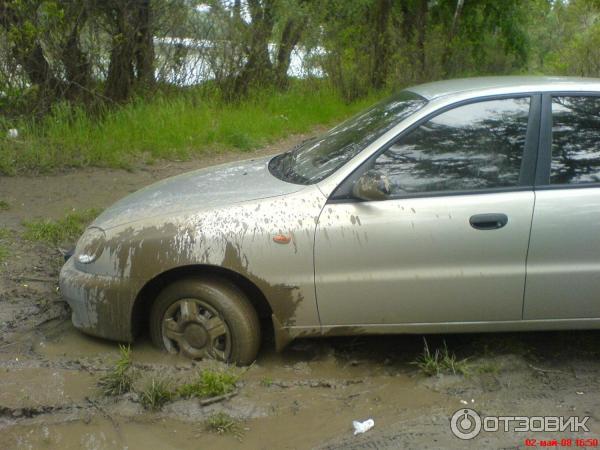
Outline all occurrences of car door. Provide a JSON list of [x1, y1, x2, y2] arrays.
[[315, 95, 540, 326], [524, 94, 600, 320]]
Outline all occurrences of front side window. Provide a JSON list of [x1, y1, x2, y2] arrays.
[[550, 96, 600, 185], [372, 97, 531, 195], [268, 90, 426, 185]]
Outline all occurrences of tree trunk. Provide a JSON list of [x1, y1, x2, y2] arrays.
[[232, 0, 275, 96], [400, 0, 428, 79], [415, 0, 428, 77], [135, 0, 155, 86], [370, 0, 392, 89], [105, 2, 137, 101], [62, 25, 92, 100], [274, 17, 304, 88], [442, 0, 465, 75], [451, 0, 465, 36]]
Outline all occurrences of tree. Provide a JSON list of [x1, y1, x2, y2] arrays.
[[102, 0, 156, 101]]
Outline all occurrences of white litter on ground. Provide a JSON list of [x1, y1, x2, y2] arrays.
[[353, 418, 375, 435]]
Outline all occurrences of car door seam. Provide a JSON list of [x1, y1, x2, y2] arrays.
[[522, 191, 537, 319]]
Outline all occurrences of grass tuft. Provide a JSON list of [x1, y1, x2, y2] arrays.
[[205, 412, 244, 440], [139, 378, 173, 411], [0, 200, 9, 211], [98, 345, 134, 396], [22, 208, 100, 245], [412, 339, 470, 376], [178, 369, 238, 399], [260, 377, 273, 387]]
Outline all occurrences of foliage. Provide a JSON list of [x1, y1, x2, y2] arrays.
[[205, 412, 244, 440], [412, 339, 470, 377], [539, 0, 600, 76], [139, 378, 173, 411], [0, 243, 8, 263], [98, 345, 134, 396], [0, 83, 375, 174], [260, 377, 273, 387], [22, 208, 100, 245], [1, 0, 600, 173], [177, 369, 238, 399]]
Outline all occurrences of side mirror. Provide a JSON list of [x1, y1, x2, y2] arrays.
[[352, 170, 392, 201]]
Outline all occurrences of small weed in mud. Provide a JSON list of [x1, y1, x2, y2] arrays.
[[0, 228, 11, 263], [23, 208, 100, 245], [0, 200, 9, 211], [206, 412, 244, 440], [178, 369, 238, 399], [261, 377, 274, 387], [98, 345, 134, 396], [139, 378, 173, 411], [0, 243, 8, 262], [412, 339, 470, 376]]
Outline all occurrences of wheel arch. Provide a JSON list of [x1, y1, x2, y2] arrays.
[[131, 264, 273, 338]]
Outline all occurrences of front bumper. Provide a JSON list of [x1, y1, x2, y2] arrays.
[[59, 258, 140, 342]]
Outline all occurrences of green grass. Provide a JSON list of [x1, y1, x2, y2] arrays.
[[177, 369, 238, 399], [412, 339, 471, 377], [22, 208, 100, 245], [0, 227, 11, 263], [0, 200, 9, 211], [139, 378, 173, 411], [98, 345, 134, 396], [205, 412, 244, 440], [0, 83, 382, 174], [260, 377, 274, 387], [0, 243, 8, 263]]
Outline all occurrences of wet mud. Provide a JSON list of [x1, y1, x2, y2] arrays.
[[2, 140, 600, 449]]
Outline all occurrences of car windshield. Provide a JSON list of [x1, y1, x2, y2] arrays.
[[268, 90, 427, 184]]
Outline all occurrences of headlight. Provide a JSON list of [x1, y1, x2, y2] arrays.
[[75, 227, 106, 264]]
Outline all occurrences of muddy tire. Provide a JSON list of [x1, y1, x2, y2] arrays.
[[149, 277, 260, 366]]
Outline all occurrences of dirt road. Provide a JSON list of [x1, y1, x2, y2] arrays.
[[1, 137, 600, 449]]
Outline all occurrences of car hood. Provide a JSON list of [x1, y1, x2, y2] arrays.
[[93, 156, 304, 230]]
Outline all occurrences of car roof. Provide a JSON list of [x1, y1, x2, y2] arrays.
[[408, 76, 600, 100]]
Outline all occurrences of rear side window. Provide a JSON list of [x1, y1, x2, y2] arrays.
[[373, 97, 531, 195], [551, 96, 600, 185]]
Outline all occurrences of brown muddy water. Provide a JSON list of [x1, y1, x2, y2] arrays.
[[2, 139, 600, 449]]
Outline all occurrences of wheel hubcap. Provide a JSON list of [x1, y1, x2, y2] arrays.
[[161, 298, 231, 361], [184, 323, 208, 348]]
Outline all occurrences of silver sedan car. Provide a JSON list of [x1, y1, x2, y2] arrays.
[[60, 76, 600, 365]]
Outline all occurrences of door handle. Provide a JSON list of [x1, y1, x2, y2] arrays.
[[469, 213, 508, 230]]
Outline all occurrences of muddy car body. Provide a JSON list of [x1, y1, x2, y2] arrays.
[[60, 76, 600, 364]]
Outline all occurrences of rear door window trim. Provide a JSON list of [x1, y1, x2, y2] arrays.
[[535, 92, 600, 189]]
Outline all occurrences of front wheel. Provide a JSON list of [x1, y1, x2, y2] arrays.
[[149, 277, 260, 366]]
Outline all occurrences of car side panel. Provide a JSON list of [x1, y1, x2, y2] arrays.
[[315, 192, 534, 325], [524, 188, 600, 319]]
